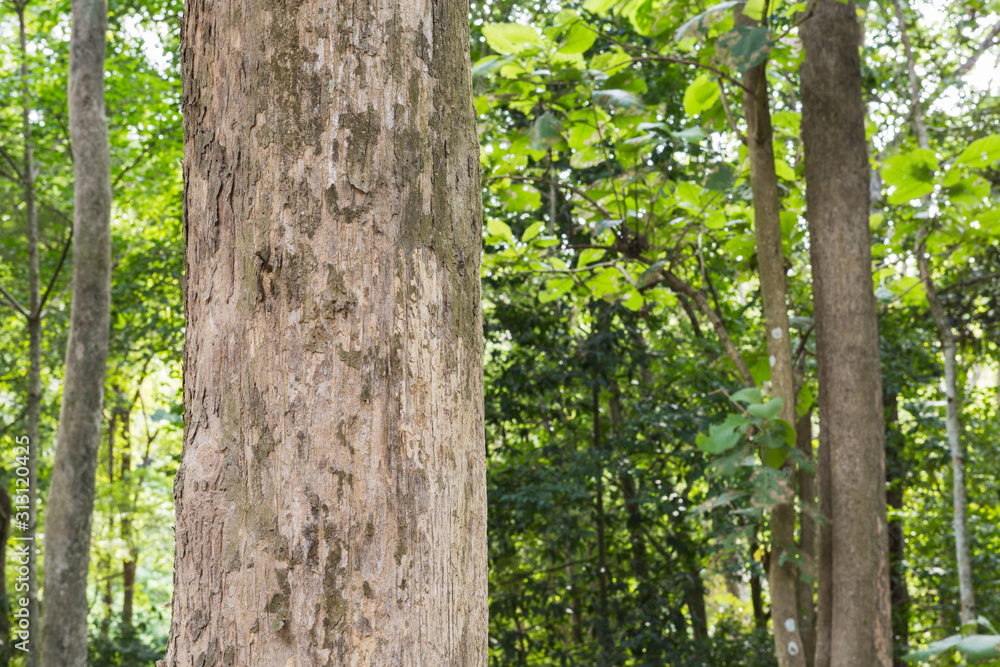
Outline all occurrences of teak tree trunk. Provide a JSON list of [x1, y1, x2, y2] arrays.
[[800, 2, 892, 666], [736, 6, 804, 665], [160, 0, 487, 664], [41, 0, 113, 663]]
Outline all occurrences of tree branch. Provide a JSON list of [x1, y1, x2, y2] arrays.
[[37, 229, 73, 318], [0, 283, 27, 317]]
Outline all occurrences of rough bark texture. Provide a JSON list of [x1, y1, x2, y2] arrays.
[[884, 391, 911, 665], [40, 0, 113, 663], [736, 7, 804, 665], [161, 0, 487, 663], [916, 242, 976, 629], [800, 2, 893, 665]]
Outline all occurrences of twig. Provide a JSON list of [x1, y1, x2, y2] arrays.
[[37, 230, 73, 318]]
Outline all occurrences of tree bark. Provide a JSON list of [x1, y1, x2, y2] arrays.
[[160, 0, 486, 663], [120, 409, 135, 628], [0, 488, 11, 667], [884, 391, 911, 665], [894, 0, 977, 630], [795, 412, 816, 667], [15, 7, 42, 664], [40, 0, 113, 663], [915, 240, 976, 629], [735, 6, 804, 665], [800, 2, 893, 666]]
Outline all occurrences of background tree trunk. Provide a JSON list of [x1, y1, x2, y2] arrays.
[[159, 0, 486, 663], [15, 7, 42, 663], [40, 0, 113, 662], [736, 6, 804, 664], [800, 2, 893, 665], [796, 412, 817, 667], [0, 488, 11, 667], [884, 391, 911, 665]]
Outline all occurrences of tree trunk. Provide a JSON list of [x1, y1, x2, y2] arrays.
[[800, 2, 893, 665], [120, 409, 135, 628], [795, 412, 817, 667], [591, 383, 611, 652], [16, 7, 42, 664], [160, 0, 486, 663], [915, 242, 976, 629], [736, 6, 804, 664], [0, 489, 11, 667], [40, 0, 113, 663], [884, 391, 911, 665], [894, 0, 976, 631]]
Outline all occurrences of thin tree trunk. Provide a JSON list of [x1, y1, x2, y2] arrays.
[[40, 0, 113, 662], [16, 7, 42, 665], [884, 391, 911, 665], [749, 546, 766, 631], [895, 0, 977, 629], [592, 383, 611, 650], [800, 2, 893, 665], [795, 412, 817, 667], [916, 241, 976, 629], [160, 0, 486, 662], [0, 489, 11, 667], [120, 409, 135, 628], [735, 6, 804, 664]]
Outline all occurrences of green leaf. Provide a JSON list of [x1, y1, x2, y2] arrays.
[[482, 23, 545, 55], [589, 48, 631, 75], [472, 55, 506, 78], [956, 635, 1000, 660], [474, 95, 490, 116], [902, 634, 962, 662], [683, 74, 720, 117], [487, 218, 515, 242], [731, 387, 762, 404], [530, 112, 564, 151], [522, 221, 544, 242], [539, 277, 575, 303], [954, 133, 1000, 168], [698, 423, 742, 454], [742, 0, 772, 20], [747, 398, 783, 420], [622, 288, 644, 311], [591, 89, 644, 109], [704, 164, 735, 191], [582, 0, 618, 15], [578, 247, 606, 266], [716, 26, 773, 72], [763, 446, 787, 469], [674, 1, 742, 42], [774, 158, 795, 181], [559, 20, 598, 54], [881, 149, 938, 204]]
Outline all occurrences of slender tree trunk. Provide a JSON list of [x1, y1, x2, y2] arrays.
[[15, 8, 42, 665], [591, 384, 611, 651], [40, 0, 113, 662], [0, 489, 11, 667], [916, 243, 976, 629], [736, 6, 804, 664], [120, 410, 135, 628], [884, 391, 911, 665], [795, 412, 817, 667], [749, 548, 767, 631], [894, 0, 977, 629], [800, 2, 892, 665], [160, 0, 486, 662]]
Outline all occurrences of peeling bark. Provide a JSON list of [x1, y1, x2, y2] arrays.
[[160, 0, 487, 663]]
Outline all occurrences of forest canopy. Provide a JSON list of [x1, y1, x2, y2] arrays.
[[1, 0, 999, 665]]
